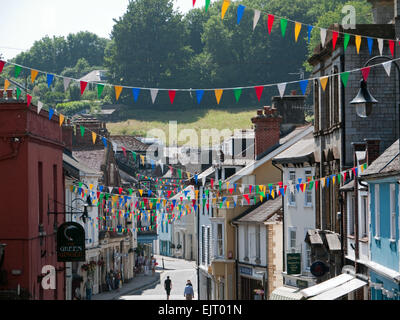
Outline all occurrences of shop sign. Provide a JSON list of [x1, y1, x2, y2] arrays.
[[240, 266, 252, 276], [57, 222, 86, 262], [287, 253, 301, 275], [296, 279, 309, 289]]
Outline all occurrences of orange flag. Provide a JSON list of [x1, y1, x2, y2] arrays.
[[221, 0, 230, 19], [31, 70, 39, 83], [294, 22, 302, 42], [59, 114, 65, 126], [320, 77, 329, 91], [92, 132, 97, 144], [115, 86, 123, 101], [215, 89, 223, 104], [4, 79, 10, 91], [355, 35, 361, 54]]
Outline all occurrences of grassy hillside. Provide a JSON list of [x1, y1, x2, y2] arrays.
[[107, 106, 257, 147]]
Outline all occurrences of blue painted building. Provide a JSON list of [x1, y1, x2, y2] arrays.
[[158, 209, 173, 257], [362, 140, 400, 300]]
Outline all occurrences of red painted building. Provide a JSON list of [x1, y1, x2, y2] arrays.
[[0, 99, 65, 300]]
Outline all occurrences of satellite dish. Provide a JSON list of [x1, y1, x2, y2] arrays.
[[342, 265, 355, 275]]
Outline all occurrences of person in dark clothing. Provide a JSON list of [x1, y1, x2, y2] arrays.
[[164, 276, 172, 300]]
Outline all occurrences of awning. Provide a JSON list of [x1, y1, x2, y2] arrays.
[[300, 273, 367, 300], [269, 286, 304, 300]]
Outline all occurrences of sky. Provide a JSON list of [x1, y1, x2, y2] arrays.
[[0, 0, 215, 60]]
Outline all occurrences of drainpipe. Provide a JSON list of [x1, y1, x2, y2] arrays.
[[230, 221, 239, 300], [197, 186, 201, 299], [272, 161, 285, 272], [0, 138, 21, 162], [353, 151, 359, 274]]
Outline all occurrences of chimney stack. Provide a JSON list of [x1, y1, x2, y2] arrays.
[[251, 106, 282, 160], [364, 139, 381, 165]]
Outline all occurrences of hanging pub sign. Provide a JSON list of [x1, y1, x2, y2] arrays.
[[310, 261, 328, 277], [57, 222, 86, 262], [286, 253, 301, 275]]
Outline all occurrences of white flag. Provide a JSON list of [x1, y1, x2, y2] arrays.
[[277, 83, 286, 98], [63, 78, 72, 92], [253, 10, 261, 30], [108, 187, 113, 194], [37, 101, 43, 114], [202, 176, 206, 187], [150, 89, 159, 104], [378, 38, 384, 56], [320, 28, 327, 47], [112, 142, 118, 153], [239, 185, 245, 194], [383, 61, 392, 77]]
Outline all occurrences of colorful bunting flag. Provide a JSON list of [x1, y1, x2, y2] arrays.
[[344, 33, 350, 52], [320, 28, 327, 47], [221, 0, 230, 20], [168, 90, 176, 104], [378, 38, 383, 56], [341, 72, 350, 87], [332, 31, 338, 51], [0, 61, 5, 73], [277, 83, 286, 98], [59, 114, 65, 127], [150, 89, 158, 104], [367, 37, 373, 55], [255, 86, 264, 101], [234, 88, 242, 103], [31, 70, 39, 83], [115, 86, 123, 101], [27, 94, 32, 107], [294, 22, 302, 42], [80, 125, 85, 137], [383, 61, 392, 77], [49, 108, 54, 120], [237, 5, 245, 25], [361, 67, 370, 81], [3, 79, 9, 92], [92, 132, 97, 144], [133, 88, 140, 102], [389, 40, 395, 57], [320, 76, 328, 91], [37, 101, 43, 114], [80, 81, 88, 95], [16, 87, 21, 100], [196, 90, 204, 104], [267, 14, 275, 35], [280, 18, 288, 37], [253, 10, 261, 30], [307, 25, 313, 43], [355, 35, 361, 54], [97, 84, 105, 99], [299, 79, 308, 95], [63, 78, 71, 92], [215, 89, 223, 104], [47, 74, 54, 88], [205, 0, 210, 12], [15, 65, 22, 78]]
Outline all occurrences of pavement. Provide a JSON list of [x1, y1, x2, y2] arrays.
[[93, 255, 197, 300]]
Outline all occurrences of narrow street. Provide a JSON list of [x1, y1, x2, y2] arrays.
[[118, 255, 198, 300]]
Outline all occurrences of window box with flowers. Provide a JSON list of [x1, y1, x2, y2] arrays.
[[81, 261, 97, 276]]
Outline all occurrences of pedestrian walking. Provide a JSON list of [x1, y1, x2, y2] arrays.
[[84, 278, 93, 300], [73, 286, 81, 300], [184, 280, 194, 300], [164, 276, 172, 300]]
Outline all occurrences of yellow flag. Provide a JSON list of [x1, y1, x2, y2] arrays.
[[271, 190, 275, 199], [115, 86, 123, 101], [195, 190, 199, 199], [4, 79, 10, 92], [31, 70, 39, 83], [320, 76, 328, 91], [92, 132, 97, 144], [140, 155, 145, 165], [321, 177, 326, 188], [150, 202, 153, 209], [332, 176, 336, 185], [139, 190, 143, 196], [221, 0, 230, 19], [260, 196, 264, 202], [215, 89, 223, 104], [226, 182, 230, 189], [355, 35, 361, 54], [70, 185, 74, 192], [294, 22, 302, 42], [226, 201, 230, 208], [59, 114, 65, 127], [89, 184, 93, 190], [187, 172, 191, 180]]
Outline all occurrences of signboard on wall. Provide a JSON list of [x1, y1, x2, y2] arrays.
[[239, 266, 253, 276], [287, 253, 301, 275], [57, 222, 86, 262]]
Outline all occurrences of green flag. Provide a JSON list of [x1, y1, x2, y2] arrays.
[[309, 181, 314, 190], [132, 152, 137, 161], [337, 174, 341, 184], [97, 84, 105, 99], [205, 0, 210, 12], [15, 65, 22, 78], [16, 87, 21, 99], [341, 72, 350, 87], [80, 125, 85, 137], [344, 33, 350, 51], [234, 88, 242, 103], [280, 19, 288, 37]]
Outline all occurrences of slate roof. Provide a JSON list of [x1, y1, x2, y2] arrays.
[[362, 139, 400, 178], [63, 152, 101, 176], [79, 70, 107, 82], [233, 195, 282, 223], [111, 135, 149, 152], [72, 149, 106, 173], [273, 132, 315, 164]]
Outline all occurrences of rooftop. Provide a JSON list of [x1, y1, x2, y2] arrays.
[[362, 139, 399, 178], [233, 195, 282, 224], [273, 131, 315, 164], [72, 149, 106, 173], [110, 135, 149, 152]]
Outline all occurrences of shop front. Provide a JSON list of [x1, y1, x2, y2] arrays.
[[238, 264, 266, 300]]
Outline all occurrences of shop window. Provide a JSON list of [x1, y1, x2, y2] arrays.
[[289, 171, 296, 206]]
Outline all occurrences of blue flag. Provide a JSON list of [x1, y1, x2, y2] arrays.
[[49, 108, 54, 120], [47, 74, 54, 88], [102, 137, 107, 148], [367, 37, 373, 55], [299, 80, 309, 95], [237, 5, 245, 25], [196, 90, 204, 104], [133, 88, 140, 102], [307, 25, 313, 43]]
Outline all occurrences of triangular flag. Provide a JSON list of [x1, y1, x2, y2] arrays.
[[307, 25, 313, 43], [205, 0, 210, 12], [92, 132, 97, 144], [355, 35, 361, 54], [47, 74, 54, 88], [102, 137, 107, 148], [49, 108, 54, 120], [168, 90, 176, 104], [97, 84, 105, 99], [80, 81, 88, 95], [383, 61, 392, 77], [320, 28, 327, 47], [15, 65, 22, 78], [196, 90, 204, 104], [280, 18, 288, 37], [341, 72, 350, 87], [389, 40, 395, 57], [344, 33, 350, 52], [16, 87, 21, 100], [367, 37, 373, 55], [221, 0, 230, 20], [277, 83, 286, 98], [332, 31, 338, 50], [27, 94, 32, 107], [3, 79, 10, 92], [361, 67, 370, 81], [150, 89, 158, 104], [234, 88, 242, 103], [215, 89, 223, 104], [115, 86, 123, 101], [0, 61, 5, 73], [294, 22, 302, 42], [80, 125, 85, 137], [63, 78, 71, 92], [59, 114, 65, 127], [267, 14, 275, 35], [299, 79, 309, 95], [193, 0, 196, 6], [237, 4, 245, 25], [133, 88, 140, 102], [320, 77, 328, 91], [37, 101, 43, 114], [31, 70, 39, 83], [253, 10, 261, 30], [378, 38, 383, 55], [255, 86, 264, 101]]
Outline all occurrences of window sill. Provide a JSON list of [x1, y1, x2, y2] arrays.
[[304, 204, 313, 208], [389, 238, 396, 243], [288, 204, 296, 208], [374, 236, 381, 241]]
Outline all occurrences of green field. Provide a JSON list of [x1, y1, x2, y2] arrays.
[[107, 106, 258, 147]]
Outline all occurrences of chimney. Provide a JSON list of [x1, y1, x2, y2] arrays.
[[364, 139, 381, 165], [251, 106, 282, 160]]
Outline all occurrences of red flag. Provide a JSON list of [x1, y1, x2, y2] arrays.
[[301, 183, 306, 192], [167, 190, 172, 198], [267, 14, 274, 34], [80, 81, 88, 95], [229, 188, 234, 194], [169, 90, 176, 104], [206, 202, 209, 211], [343, 171, 347, 181], [244, 194, 250, 204], [332, 31, 338, 50], [284, 185, 287, 194], [361, 67, 370, 81], [255, 86, 264, 101], [211, 179, 214, 189], [97, 192, 100, 199], [389, 40, 395, 57], [121, 147, 127, 157], [27, 94, 32, 107], [0, 61, 5, 74], [315, 180, 319, 190], [193, 0, 196, 6], [118, 187, 123, 194], [192, 200, 196, 207]]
